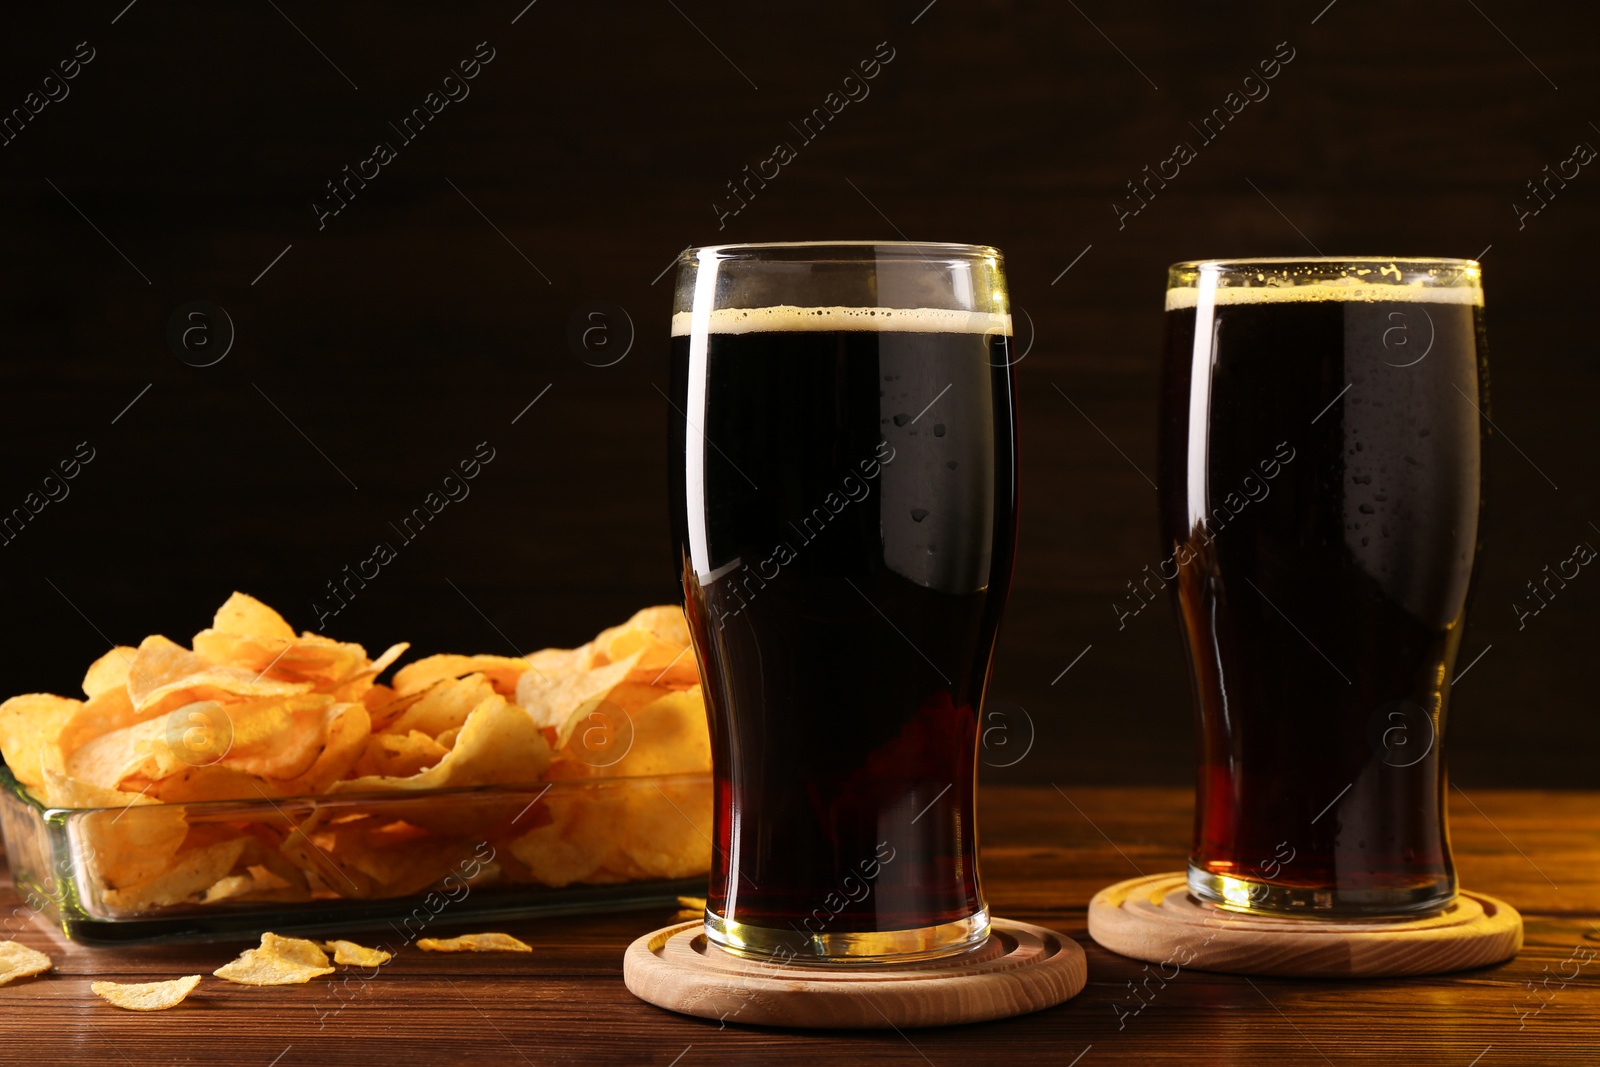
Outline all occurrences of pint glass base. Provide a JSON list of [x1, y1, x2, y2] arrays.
[[1188, 865, 1456, 919], [703, 907, 991, 965]]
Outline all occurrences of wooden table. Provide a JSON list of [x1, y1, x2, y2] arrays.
[[2, 787, 1595, 1065]]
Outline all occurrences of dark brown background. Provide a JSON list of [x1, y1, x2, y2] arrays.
[[1, 1, 1595, 788]]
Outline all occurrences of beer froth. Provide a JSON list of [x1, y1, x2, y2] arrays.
[[1165, 279, 1484, 311], [670, 305, 1012, 337]]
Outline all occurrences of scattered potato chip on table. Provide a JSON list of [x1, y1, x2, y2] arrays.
[[91, 975, 202, 1010], [321, 939, 392, 967], [417, 932, 533, 953], [213, 932, 336, 985], [0, 941, 52, 986]]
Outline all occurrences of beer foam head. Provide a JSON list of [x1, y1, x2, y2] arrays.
[[1166, 261, 1483, 311], [670, 305, 1012, 337]]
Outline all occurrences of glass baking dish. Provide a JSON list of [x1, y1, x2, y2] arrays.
[[0, 766, 711, 944]]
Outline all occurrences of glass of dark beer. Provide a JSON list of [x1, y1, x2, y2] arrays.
[[1159, 257, 1486, 917], [669, 241, 1017, 962]]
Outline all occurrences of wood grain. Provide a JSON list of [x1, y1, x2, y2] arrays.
[[622, 918, 1086, 1028], [1088, 874, 1523, 977], [0, 787, 1594, 1064]]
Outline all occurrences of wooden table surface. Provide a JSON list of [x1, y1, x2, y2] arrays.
[[2, 787, 1596, 1065]]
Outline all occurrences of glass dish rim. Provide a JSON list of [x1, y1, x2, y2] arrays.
[[680, 240, 1004, 262], [0, 765, 713, 818]]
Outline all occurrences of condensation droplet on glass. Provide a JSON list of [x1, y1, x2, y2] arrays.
[[933, 423, 946, 437], [892, 413, 911, 427], [911, 508, 929, 523]]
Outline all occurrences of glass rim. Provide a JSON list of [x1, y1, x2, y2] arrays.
[[1169, 255, 1480, 280], [680, 240, 1003, 263], [1166, 257, 1483, 303], [1171, 256, 1479, 269]]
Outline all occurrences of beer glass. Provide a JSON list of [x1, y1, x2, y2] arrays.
[[1158, 257, 1486, 916], [669, 242, 1018, 962]]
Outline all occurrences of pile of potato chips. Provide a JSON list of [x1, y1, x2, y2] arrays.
[[0, 594, 711, 914]]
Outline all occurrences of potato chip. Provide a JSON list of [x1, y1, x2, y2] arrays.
[[383, 674, 497, 740], [189, 835, 305, 905], [366, 641, 410, 680], [162, 703, 371, 804], [148, 764, 269, 803], [507, 787, 621, 887], [67, 715, 191, 791], [104, 835, 248, 911], [0, 693, 78, 788], [289, 631, 378, 681], [513, 769, 712, 887], [270, 702, 371, 798], [361, 682, 400, 711], [196, 595, 406, 696], [522, 645, 587, 677], [605, 688, 710, 778], [197, 873, 256, 903], [549, 687, 709, 782], [392, 654, 532, 698], [589, 606, 700, 687], [211, 592, 296, 641], [91, 974, 201, 1010], [127, 635, 312, 718], [235, 824, 311, 892], [328, 642, 410, 704], [416, 932, 531, 953], [279, 812, 374, 899], [328, 819, 477, 896], [334, 694, 550, 793], [215, 694, 335, 779], [321, 939, 392, 967], [0, 941, 52, 986], [615, 776, 714, 880], [515, 652, 640, 732], [55, 687, 138, 774], [41, 768, 190, 888], [63, 689, 329, 791], [507, 829, 598, 888], [353, 730, 449, 779], [191, 630, 369, 690], [213, 932, 335, 985], [364, 689, 427, 734], [82, 646, 138, 699]]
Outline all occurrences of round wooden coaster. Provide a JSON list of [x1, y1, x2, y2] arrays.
[[1088, 872, 1523, 978], [623, 917, 1086, 1029]]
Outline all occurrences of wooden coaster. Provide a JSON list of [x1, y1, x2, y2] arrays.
[[1088, 872, 1523, 978], [623, 917, 1086, 1029]]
